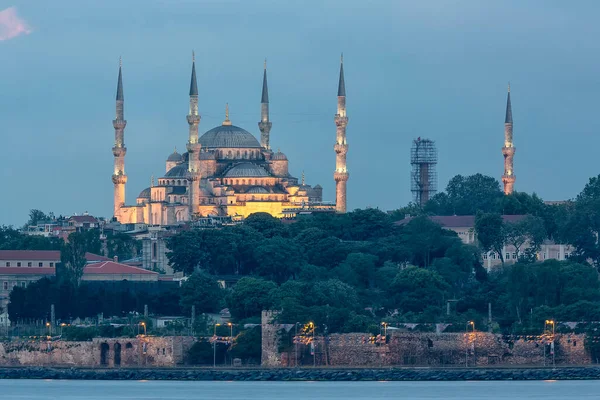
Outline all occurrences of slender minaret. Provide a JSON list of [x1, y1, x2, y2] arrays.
[[112, 57, 127, 219], [334, 54, 349, 213], [258, 59, 272, 149], [501, 83, 515, 195], [186, 52, 201, 218]]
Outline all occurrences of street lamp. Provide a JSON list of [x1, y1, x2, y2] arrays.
[[465, 321, 475, 367], [227, 322, 233, 339], [140, 322, 146, 336], [381, 322, 388, 338], [46, 322, 51, 337], [295, 322, 299, 367], [60, 323, 66, 336], [309, 322, 315, 367], [545, 320, 555, 335], [213, 323, 221, 368]]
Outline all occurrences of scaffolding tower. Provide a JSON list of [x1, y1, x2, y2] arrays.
[[411, 138, 438, 207]]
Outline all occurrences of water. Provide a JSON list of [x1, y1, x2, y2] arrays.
[[1, 379, 599, 399]]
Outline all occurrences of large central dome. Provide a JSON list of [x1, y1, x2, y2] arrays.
[[199, 124, 262, 149]]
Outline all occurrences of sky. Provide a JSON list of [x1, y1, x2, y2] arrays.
[[1, 0, 599, 226]]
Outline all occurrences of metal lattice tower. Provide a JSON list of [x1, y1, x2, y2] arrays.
[[410, 138, 438, 207]]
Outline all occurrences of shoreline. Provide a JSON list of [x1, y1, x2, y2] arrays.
[[2, 366, 600, 381]]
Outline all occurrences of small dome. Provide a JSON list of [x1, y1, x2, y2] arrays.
[[271, 151, 288, 161], [200, 151, 216, 160], [314, 184, 323, 189], [167, 150, 182, 162], [224, 162, 270, 178], [138, 187, 151, 198], [247, 186, 270, 194], [200, 125, 261, 149], [165, 164, 188, 178]]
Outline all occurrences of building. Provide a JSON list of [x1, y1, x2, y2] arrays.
[[112, 55, 347, 225], [0, 250, 158, 307], [501, 84, 515, 195], [395, 215, 574, 270]]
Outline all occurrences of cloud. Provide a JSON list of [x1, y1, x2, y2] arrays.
[[0, 7, 31, 41]]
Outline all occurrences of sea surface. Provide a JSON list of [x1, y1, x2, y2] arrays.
[[0, 379, 599, 399]]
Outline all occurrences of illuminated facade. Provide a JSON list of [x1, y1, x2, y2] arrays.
[[112, 57, 340, 225], [501, 84, 515, 195]]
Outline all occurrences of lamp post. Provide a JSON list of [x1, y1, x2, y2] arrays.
[[465, 321, 474, 367], [140, 322, 146, 336], [60, 323, 66, 336], [295, 322, 299, 368], [381, 322, 388, 339], [213, 323, 221, 368], [46, 322, 51, 337], [545, 320, 555, 368], [309, 322, 315, 367]]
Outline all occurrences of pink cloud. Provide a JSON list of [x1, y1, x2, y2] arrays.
[[0, 7, 31, 41]]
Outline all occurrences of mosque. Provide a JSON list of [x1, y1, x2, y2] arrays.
[[111, 55, 349, 225]]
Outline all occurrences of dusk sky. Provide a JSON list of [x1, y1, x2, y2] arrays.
[[1, 1, 599, 226]]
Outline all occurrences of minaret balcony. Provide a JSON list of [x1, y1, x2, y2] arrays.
[[112, 147, 127, 157], [187, 142, 201, 153], [258, 121, 272, 132], [334, 143, 348, 155], [112, 119, 127, 129], [112, 174, 128, 184], [502, 146, 515, 156], [335, 116, 348, 127], [187, 115, 200, 125], [334, 171, 349, 182]]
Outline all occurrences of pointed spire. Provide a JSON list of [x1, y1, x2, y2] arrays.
[[301, 171, 305, 186], [151, 175, 155, 187], [189, 51, 198, 96], [116, 57, 124, 101], [505, 83, 513, 124], [337, 53, 346, 97], [261, 59, 269, 104]]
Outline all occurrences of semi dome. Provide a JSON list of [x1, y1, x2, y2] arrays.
[[247, 186, 270, 194], [138, 187, 151, 198], [224, 162, 270, 178], [165, 164, 188, 178], [199, 125, 261, 149], [167, 149, 182, 162], [271, 151, 288, 161]]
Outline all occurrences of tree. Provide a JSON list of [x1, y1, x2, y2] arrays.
[[179, 272, 223, 314], [244, 212, 287, 238], [229, 326, 262, 364], [399, 216, 459, 267], [426, 174, 503, 215], [226, 277, 277, 320], [475, 213, 506, 265], [337, 253, 378, 289], [504, 215, 546, 262], [26, 209, 53, 227], [58, 232, 89, 286], [390, 266, 449, 313], [254, 237, 304, 283]]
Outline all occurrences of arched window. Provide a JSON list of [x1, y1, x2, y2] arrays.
[[236, 150, 240, 158], [242, 179, 246, 185], [235, 179, 239, 185], [228, 150, 232, 159]]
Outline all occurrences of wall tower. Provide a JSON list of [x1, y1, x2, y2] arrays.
[[186, 52, 202, 218], [258, 60, 272, 150], [334, 55, 349, 213], [501, 84, 515, 195], [410, 138, 438, 207], [112, 58, 127, 219]]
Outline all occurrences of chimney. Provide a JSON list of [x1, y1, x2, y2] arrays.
[[113, 256, 118, 262]]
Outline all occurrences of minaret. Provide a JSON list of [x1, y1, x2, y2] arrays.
[[112, 57, 127, 220], [186, 52, 201, 218], [501, 83, 515, 195], [258, 59, 272, 149], [334, 54, 349, 213]]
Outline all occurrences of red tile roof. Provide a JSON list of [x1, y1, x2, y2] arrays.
[[83, 261, 158, 275], [395, 215, 527, 228], [0, 250, 110, 262]]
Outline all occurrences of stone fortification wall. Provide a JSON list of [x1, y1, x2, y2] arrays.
[[0, 336, 194, 367], [261, 311, 281, 367], [270, 331, 589, 367], [324, 332, 587, 367]]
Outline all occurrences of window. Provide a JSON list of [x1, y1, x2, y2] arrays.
[[16, 262, 21, 267], [2, 282, 7, 290], [565, 253, 570, 259], [20, 282, 25, 288], [483, 253, 488, 260], [5, 262, 9, 267], [38, 262, 43, 267], [491, 253, 496, 260], [27, 262, 32, 267], [512, 253, 517, 259], [505, 253, 510, 260], [50, 262, 54, 267]]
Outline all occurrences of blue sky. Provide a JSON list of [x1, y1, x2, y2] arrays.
[[1, 0, 599, 225]]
